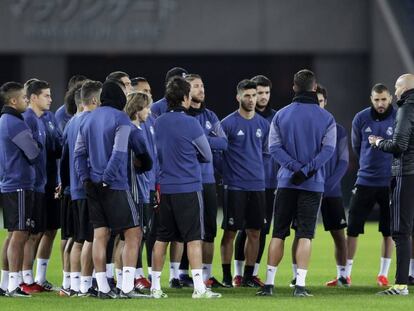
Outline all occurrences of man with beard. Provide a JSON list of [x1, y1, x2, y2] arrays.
[[346, 84, 395, 287], [370, 74, 414, 295], [220, 79, 269, 288], [233, 75, 276, 287], [257, 69, 336, 297], [176, 74, 228, 287]]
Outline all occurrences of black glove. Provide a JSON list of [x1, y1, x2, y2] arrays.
[[290, 171, 307, 186], [290, 169, 317, 186]]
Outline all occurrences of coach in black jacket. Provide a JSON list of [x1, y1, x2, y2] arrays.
[[369, 73, 414, 295]]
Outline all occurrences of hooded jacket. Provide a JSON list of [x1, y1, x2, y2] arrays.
[[74, 81, 131, 190], [0, 106, 41, 192]]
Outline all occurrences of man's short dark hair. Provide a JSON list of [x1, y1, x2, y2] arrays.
[[316, 84, 328, 100], [371, 83, 389, 94], [165, 76, 191, 109], [106, 71, 129, 82], [106, 78, 126, 93], [165, 67, 188, 83], [251, 75, 272, 89], [26, 80, 50, 98], [237, 79, 257, 94], [24, 78, 39, 89], [0, 82, 24, 107], [81, 80, 102, 104], [68, 75, 87, 89], [131, 77, 148, 87], [65, 81, 83, 116], [294, 69, 316, 92], [185, 74, 202, 83]]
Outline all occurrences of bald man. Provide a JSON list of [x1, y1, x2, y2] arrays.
[[369, 74, 414, 295]]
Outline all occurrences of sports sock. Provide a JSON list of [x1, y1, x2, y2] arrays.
[[234, 260, 244, 276], [409, 259, 414, 277], [121, 267, 135, 293], [253, 263, 260, 277], [202, 264, 212, 282], [35, 258, 49, 285], [222, 264, 231, 280], [96, 272, 110, 293], [22, 269, 33, 285], [70, 272, 81, 292], [151, 271, 161, 290], [169, 262, 180, 280], [135, 268, 145, 279], [0, 270, 9, 291], [106, 263, 114, 279], [17, 271, 23, 285], [264, 265, 277, 286], [62, 271, 70, 289], [296, 268, 308, 287], [191, 269, 206, 294], [345, 259, 353, 278], [80, 276, 92, 294], [379, 257, 391, 277], [115, 268, 123, 290], [8, 272, 19, 292], [337, 265, 346, 279], [243, 265, 254, 281]]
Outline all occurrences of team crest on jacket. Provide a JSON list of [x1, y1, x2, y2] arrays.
[[256, 128, 262, 138], [205, 121, 212, 130], [386, 127, 393, 136]]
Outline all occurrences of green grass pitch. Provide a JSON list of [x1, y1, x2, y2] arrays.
[[0, 223, 411, 310]]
